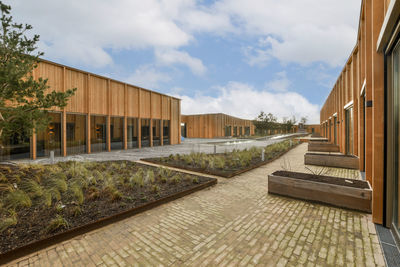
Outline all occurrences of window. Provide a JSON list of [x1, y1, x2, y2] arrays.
[[163, 120, 170, 145], [37, 112, 62, 157], [153, 119, 161, 146], [127, 118, 138, 149], [0, 130, 30, 160], [245, 127, 250, 136], [345, 107, 354, 155], [141, 119, 150, 147], [66, 114, 86, 155], [110, 117, 124, 150], [224, 126, 231, 137], [90, 115, 107, 152]]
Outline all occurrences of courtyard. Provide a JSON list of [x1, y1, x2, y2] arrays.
[[6, 143, 385, 266]]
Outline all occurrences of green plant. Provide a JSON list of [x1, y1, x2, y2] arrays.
[[214, 157, 226, 169], [170, 174, 181, 184], [67, 182, 84, 205], [19, 179, 43, 198], [0, 211, 17, 233], [71, 205, 82, 217], [4, 190, 31, 210], [146, 170, 155, 184], [192, 177, 199, 184], [151, 185, 160, 193], [45, 215, 69, 233]]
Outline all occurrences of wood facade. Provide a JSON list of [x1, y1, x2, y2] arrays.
[[320, 0, 400, 226], [24, 59, 181, 159], [181, 113, 255, 138]]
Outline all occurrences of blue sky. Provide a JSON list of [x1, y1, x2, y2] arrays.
[[12, 0, 361, 123]]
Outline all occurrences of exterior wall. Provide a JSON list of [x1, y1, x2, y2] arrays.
[[181, 113, 255, 138], [29, 59, 181, 159], [319, 0, 392, 224]]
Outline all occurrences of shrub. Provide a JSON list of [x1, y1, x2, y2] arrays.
[[4, 190, 32, 210], [145, 170, 155, 184], [192, 177, 199, 184], [0, 212, 17, 233], [45, 215, 69, 233], [214, 157, 225, 169], [19, 179, 43, 199], [170, 174, 181, 184], [151, 185, 160, 193]]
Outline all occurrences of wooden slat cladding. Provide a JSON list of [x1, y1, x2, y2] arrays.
[[319, 0, 387, 224], [32, 59, 180, 147], [181, 113, 255, 138]]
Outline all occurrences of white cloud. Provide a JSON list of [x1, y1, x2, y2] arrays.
[[126, 65, 171, 89], [155, 49, 207, 75], [11, 0, 360, 69], [265, 71, 290, 92], [173, 81, 320, 123], [216, 0, 361, 67]]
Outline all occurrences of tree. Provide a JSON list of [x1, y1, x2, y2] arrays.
[[253, 111, 277, 135], [0, 2, 76, 147], [300, 117, 308, 125], [282, 116, 296, 133]]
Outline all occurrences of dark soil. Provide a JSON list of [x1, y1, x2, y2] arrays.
[[272, 170, 370, 189], [0, 162, 215, 255], [306, 152, 358, 158]]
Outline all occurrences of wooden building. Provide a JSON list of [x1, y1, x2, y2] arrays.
[[320, 0, 400, 232], [181, 113, 255, 138], [0, 59, 181, 160]]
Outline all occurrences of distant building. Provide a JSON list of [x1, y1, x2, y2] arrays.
[[181, 113, 255, 138]]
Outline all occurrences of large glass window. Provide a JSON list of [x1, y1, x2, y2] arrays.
[[163, 120, 170, 145], [110, 117, 123, 150], [245, 127, 250, 136], [66, 114, 86, 155], [141, 119, 150, 147], [90, 115, 107, 153], [334, 117, 337, 145], [152, 119, 161, 146], [390, 40, 400, 234], [233, 126, 238, 137], [37, 112, 62, 157], [239, 127, 243, 136], [225, 126, 231, 137], [345, 107, 354, 155], [127, 118, 138, 149], [0, 131, 30, 161]]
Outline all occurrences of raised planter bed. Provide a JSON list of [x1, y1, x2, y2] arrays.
[[304, 152, 359, 169], [268, 171, 372, 212], [0, 161, 217, 264], [309, 138, 329, 142], [142, 140, 299, 178], [308, 142, 340, 152]]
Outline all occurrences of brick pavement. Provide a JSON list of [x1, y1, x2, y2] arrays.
[[7, 143, 384, 266]]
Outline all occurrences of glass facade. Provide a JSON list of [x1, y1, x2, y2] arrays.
[[66, 114, 86, 155], [334, 117, 337, 144], [163, 120, 170, 145], [37, 112, 62, 157], [389, 40, 400, 235], [110, 117, 124, 150], [141, 119, 150, 147], [152, 119, 161, 146], [225, 126, 231, 137], [127, 118, 138, 149], [0, 131, 30, 161], [345, 107, 354, 155], [233, 126, 238, 136], [90, 115, 107, 153], [239, 127, 243, 136], [245, 127, 250, 136]]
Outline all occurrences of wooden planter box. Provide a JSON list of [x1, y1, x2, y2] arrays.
[[308, 142, 340, 152], [309, 138, 329, 142], [304, 152, 359, 169], [268, 171, 372, 212]]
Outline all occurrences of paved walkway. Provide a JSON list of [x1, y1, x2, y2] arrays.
[[7, 143, 384, 266]]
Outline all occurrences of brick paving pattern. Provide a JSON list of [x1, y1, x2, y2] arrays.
[[7, 143, 384, 266]]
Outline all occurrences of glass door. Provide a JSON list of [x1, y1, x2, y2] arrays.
[[345, 107, 354, 155], [391, 40, 400, 233]]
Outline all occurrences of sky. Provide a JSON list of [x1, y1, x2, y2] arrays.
[[11, 0, 361, 124]]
